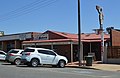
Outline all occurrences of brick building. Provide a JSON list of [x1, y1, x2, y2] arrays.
[[0, 30, 110, 62], [106, 29, 120, 63], [0, 32, 42, 52], [22, 30, 110, 62], [110, 29, 120, 46]]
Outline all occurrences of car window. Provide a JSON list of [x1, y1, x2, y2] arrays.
[[0, 52, 5, 55], [48, 51, 56, 55], [20, 51, 24, 54], [38, 50, 56, 55], [9, 50, 19, 54], [24, 49, 35, 52]]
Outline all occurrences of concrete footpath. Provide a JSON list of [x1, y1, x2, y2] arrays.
[[66, 62, 120, 72]]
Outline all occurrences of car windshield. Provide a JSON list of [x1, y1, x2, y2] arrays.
[[24, 49, 35, 52]]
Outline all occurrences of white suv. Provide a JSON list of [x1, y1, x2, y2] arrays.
[[21, 47, 68, 68]]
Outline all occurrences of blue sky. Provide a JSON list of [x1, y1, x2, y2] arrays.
[[0, 0, 120, 34]]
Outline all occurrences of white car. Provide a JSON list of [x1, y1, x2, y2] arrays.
[[0, 50, 6, 61], [21, 47, 68, 67]]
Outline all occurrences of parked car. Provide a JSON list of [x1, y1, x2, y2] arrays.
[[6, 49, 24, 65], [21, 47, 68, 68], [0, 50, 6, 61]]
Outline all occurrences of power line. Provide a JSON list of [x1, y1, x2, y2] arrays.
[[0, 0, 58, 21], [0, 0, 58, 22], [0, 0, 42, 16], [0, 0, 43, 20]]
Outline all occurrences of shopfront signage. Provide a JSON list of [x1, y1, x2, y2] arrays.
[[39, 34, 48, 40]]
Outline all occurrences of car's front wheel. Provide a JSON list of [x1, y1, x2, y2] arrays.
[[30, 59, 39, 67]]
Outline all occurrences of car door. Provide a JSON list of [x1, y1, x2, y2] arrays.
[[44, 50, 56, 64], [38, 50, 48, 64], [38, 50, 56, 64]]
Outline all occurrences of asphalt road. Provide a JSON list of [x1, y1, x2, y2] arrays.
[[0, 62, 120, 78]]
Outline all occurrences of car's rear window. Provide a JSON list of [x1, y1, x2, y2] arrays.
[[24, 49, 35, 52], [8, 50, 19, 54]]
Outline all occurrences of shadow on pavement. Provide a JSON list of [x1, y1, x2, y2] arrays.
[[16, 65, 64, 69]]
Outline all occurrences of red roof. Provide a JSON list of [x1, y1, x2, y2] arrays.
[[47, 30, 78, 39], [82, 33, 110, 40], [48, 30, 110, 40], [22, 30, 110, 44]]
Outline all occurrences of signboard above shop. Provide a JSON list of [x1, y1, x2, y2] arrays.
[[19, 34, 26, 40], [39, 34, 49, 40], [0, 32, 32, 41]]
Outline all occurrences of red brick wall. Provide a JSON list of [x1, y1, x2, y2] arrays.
[[53, 45, 71, 62], [111, 29, 120, 46]]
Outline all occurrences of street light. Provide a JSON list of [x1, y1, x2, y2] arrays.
[[96, 5, 104, 62]]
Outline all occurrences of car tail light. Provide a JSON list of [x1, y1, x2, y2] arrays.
[[25, 52, 31, 56], [9, 53, 14, 56]]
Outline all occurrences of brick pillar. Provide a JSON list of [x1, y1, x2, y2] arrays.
[[15, 41, 21, 49], [2, 41, 7, 52]]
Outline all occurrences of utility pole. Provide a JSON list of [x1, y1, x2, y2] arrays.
[[78, 0, 83, 66]]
